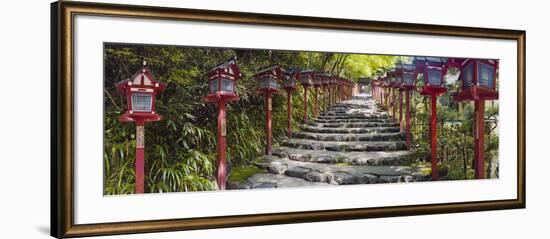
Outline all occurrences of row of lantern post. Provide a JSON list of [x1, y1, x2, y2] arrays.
[[371, 57, 498, 180], [116, 58, 356, 192]]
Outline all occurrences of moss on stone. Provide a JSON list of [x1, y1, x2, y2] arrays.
[[335, 162, 351, 166], [229, 166, 266, 182]]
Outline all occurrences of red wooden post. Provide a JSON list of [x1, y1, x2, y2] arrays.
[[265, 92, 273, 155], [216, 99, 227, 189], [392, 88, 397, 120], [314, 87, 319, 117], [135, 120, 145, 194], [474, 100, 485, 179], [328, 87, 332, 108], [430, 94, 439, 180], [386, 88, 389, 107], [334, 86, 337, 104], [399, 90, 403, 131], [323, 86, 329, 110], [287, 90, 293, 138], [405, 90, 411, 150], [303, 86, 309, 124]]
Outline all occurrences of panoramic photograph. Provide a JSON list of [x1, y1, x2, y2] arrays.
[[103, 43, 499, 195]]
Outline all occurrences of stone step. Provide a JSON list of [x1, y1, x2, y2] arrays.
[[272, 147, 414, 166], [227, 173, 329, 189], [319, 111, 384, 116], [314, 118, 394, 124], [307, 122, 399, 128], [256, 156, 427, 185], [292, 131, 405, 142], [316, 115, 389, 120], [282, 138, 407, 151], [301, 125, 401, 134]]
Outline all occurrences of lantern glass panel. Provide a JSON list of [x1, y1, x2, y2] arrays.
[[478, 62, 495, 88], [221, 78, 234, 93], [404, 73, 415, 85], [462, 62, 474, 88], [259, 77, 269, 89], [283, 77, 295, 88], [301, 75, 312, 85], [427, 69, 442, 86], [209, 79, 219, 94], [269, 77, 279, 89], [314, 76, 322, 85], [260, 76, 279, 89], [131, 93, 153, 112]]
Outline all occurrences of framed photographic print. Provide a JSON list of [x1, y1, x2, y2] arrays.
[[51, 1, 526, 238]]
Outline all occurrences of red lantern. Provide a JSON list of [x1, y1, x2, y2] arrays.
[[300, 70, 314, 124], [255, 65, 284, 155], [283, 68, 300, 138], [453, 59, 498, 101], [371, 79, 379, 102], [203, 57, 242, 190], [387, 69, 401, 120], [380, 76, 390, 109], [313, 72, 323, 117], [338, 78, 345, 103], [395, 63, 418, 150], [321, 73, 330, 110], [414, 56, 449, 180], [116, 61, 166, 194], [452, 58, 499, 179], [415, 57, 448, 95]]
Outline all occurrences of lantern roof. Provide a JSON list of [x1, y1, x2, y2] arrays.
[[401, 63, 416, 72], [414, 56, 447, 69], [300, 69, 315, 75], [254, 64, 284, 79], [285, 67, 302, 75], [207, 56, 243, 81], [446, 58, 466, 68], [116, 61, 166, 93]]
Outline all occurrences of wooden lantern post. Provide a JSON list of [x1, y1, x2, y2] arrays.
[[451, 58, 499, 179], [338, 78, 345, 103], [398, 63, 419, 150], [283, 68, 300, 138], [415, 57, 449, 180], [116, 61, 166, 194], [382, 77, 390, 109], [393, 65, 405, 131], [203, 57, 242, 190], [330, 76, 338, 106], [300, 70, 314, 124], [371, 80, 377, 102], [313, 72, 323, 117], [255, 65, 283, 156], [388, 71, 399, 121], [321, 74, 330, 111], [386, 70, 397, 120]]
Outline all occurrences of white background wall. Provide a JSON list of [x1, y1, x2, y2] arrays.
[[0, 0, 546, 238]]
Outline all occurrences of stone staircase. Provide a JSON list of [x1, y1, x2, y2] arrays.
[[228, 94, 429, 190]]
